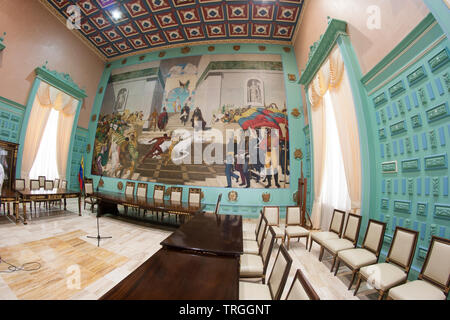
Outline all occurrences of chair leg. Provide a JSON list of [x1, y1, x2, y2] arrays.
[[318, 246, 324, 261], [287, 236, 290, 250], [353, 273, 362, 296], [309, 239, 313, 252], [334, 259, 341, 276], [348, 270, 357, 290], [330, 255, 337, 272]]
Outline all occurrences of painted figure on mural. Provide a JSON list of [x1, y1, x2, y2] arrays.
[[141, 134, 172, 162], [248, 80, 262, 104], [158, 107, 169, 131], [114, 88, 128, 112], [148, 110, 158, 131], [180, 103, 190, 126], [191, 106, 206, 130]]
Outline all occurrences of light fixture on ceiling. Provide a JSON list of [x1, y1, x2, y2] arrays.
[[110, 8, 124, 22]]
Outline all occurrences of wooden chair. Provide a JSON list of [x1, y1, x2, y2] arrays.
[[320, 213, 362, 271], [84, 179, 97, 213], [284, 206, 310, 250], [30, 179, 45, 213], [136, 183, 148, 216], [213, 193, 222, 215], [240, 225, 276, 284], [263, 206, 284, 243], [309, 209, 345, 253], [152, 185, 165, 220], [334, 219, 386, 290], [388, 236, 449, 300], [168, 187, 183, 223], [243, 212, 263, 241], [243, 216, 268, 255], [61, 180, 67, 189], [14, 179, 31, 214], [239, 244, 293, 300], [286, 269, 320, 300], [54, 178, 60, 189], [123, 182, 136, 215], [38, 176, 45, 188], [354, 226, 419, 300], [188, 188, 202, 207]]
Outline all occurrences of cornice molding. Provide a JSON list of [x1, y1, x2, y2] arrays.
[[0, 32, 6, 51], [35, 62, 87, 99], [298, 18, 348, 86]]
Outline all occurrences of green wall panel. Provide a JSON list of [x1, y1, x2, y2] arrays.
[[68, 127, 88, 190], [0, 97, 25, 145]]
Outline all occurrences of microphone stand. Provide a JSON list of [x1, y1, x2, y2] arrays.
[[87, 175, 111, 247]]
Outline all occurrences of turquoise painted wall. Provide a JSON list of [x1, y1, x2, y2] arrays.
[[68, 127, 88, 190], [362, 16, 450, 278], [85, 43, 306, 217], [0, 97, 25, 144]]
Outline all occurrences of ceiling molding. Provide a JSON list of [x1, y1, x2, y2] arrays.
[[292, 0, 309, 45]]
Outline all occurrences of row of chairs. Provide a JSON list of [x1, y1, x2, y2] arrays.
[[239, 219, 320, 300], [310, 209, 450, 300]]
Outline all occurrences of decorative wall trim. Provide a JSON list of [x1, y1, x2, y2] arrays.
[[407, 65, 427, 87], [390, 120, 407, 136], [417, 202, 428, 217], [373, 92, 388, 108], [0, 96, 25, 110], [394, 200, 411, 213], [424, 153, 448, 170], [434, 203, 450, 220], [298, 18, 348, 86], [389, 80, 406, 98], [382, 161, 398, 174], [0, 32, 6, 51], [428, 47, 450, 72], [426, 102, 449, 123], [401, 158, 420, 172]]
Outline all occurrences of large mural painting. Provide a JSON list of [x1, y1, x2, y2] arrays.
[[92, 54, 290, 189]]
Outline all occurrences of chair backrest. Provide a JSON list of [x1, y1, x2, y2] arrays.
[[386, 227, 419, 272], [260, 227, 277, 275], [286, 269, 320, 300], [30, 180, 40, 190], [84, 179, 94, 195], [188, 188, 202, 205], [342, 213, 362, 244], [153, 185, 165, 200], [125, 182, 135, 196], [44, 180, 53, 190], [329, 209, 346, 236], [214, 194, 222, 215], [136, 183, 148, 198], [419, 236, 450, 294], [267, 244, 293, 300], [61, 180, 67, 189], [15, 179, 25, 191], [254, 212, 263, 237], [263, 206, 280, 226], [38, 176, 45, 188], [256, 216, 268, 249], [362, 219, 387, 256], [54, 178, 60, 189], [286, 206, 301, 226], [170, 187, 183, 202]]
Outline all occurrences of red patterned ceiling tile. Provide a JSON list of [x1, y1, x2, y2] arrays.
[[89, 33, 108, 46], [198, 0, 221, 3], [135, 16, 158, 33], [164, 28, 185, 42], [280, 0, 304, 4], [48, 0, 70, 10], [95, 0, 116, 9], [146, 31, 166, 45], [205, 24, 226, 38], [252, 3, 274, 21], [145, 0, 171, 12], [80, 19, 96, 35], [89, 13, 112, 29], [173, 0, 196, 7], [184, 25, 205, 40], [114, 40, 133, 53], [201, 5, 224, 22], [117, 22, 139, 37], [103, 27, 122, 41], [124, 0, 149, 18], [226, 4, 249, 20], [276, 4, 299, 22], [155, 11, 178, 28], [78, 0, 99, 16], [251, 23, 272, 37], [100, 44, 118, 57], [177, 8, 201, 25], [273, 24, 294, 39], [228, 23, 248, 37], [129, 36, 149, 49]]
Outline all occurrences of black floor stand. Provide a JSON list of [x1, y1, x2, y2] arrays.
[[87, 215, 112, 247]]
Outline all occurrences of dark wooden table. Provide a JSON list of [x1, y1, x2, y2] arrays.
[[0, 189, 19, 223], [18, 188, 81, 225], [161, 212, 243, 257], [93, 191, 205, 220], [100, 248, 239, 300]]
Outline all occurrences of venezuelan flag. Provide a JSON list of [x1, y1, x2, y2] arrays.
[[78, 156, 84, 191]]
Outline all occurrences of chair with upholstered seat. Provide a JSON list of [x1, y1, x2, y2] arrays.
[[243, 216, 268, 255], [136, 183, 148, 216], [54, 178, 60, 189], [354, 226, 419, 300], [167, 186, 183, 223], [309, 209, 345, 253], [263, 206, 284, 243], [388, 236, 449, 300], [38, 176, 45, 188], [334, 219, 386, 290], [243, 212, 263, 241], [188, 188, 202, 207], [14, 179, 32, 213], [239, 244, 293, 300], [320, 213, 362, 271], [284, 206, 310, 250], [240, 225, 276, 284], [123, 182, 136, 215], [152, 185, 165, 220], [30, 179, 45, 214], [61, 180, 67, 189], [286, 269, 320, 300], [83, 179, 97, 213]]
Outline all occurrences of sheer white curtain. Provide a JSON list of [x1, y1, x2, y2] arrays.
[[319, 92, 351, 231]]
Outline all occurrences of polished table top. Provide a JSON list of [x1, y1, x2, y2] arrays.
[[100, 248, 239, 300], [161, 212, 243, 256], [18, 188, 81, 196], [93, 190, 205, 214]]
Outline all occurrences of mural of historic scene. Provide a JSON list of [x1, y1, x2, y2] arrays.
[[92, 54, 290, 189]]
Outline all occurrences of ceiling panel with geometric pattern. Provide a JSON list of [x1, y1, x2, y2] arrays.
[[43, 0, 304, 60]]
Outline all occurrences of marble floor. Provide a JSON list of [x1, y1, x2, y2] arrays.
[[0, 199, 378, 300]]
